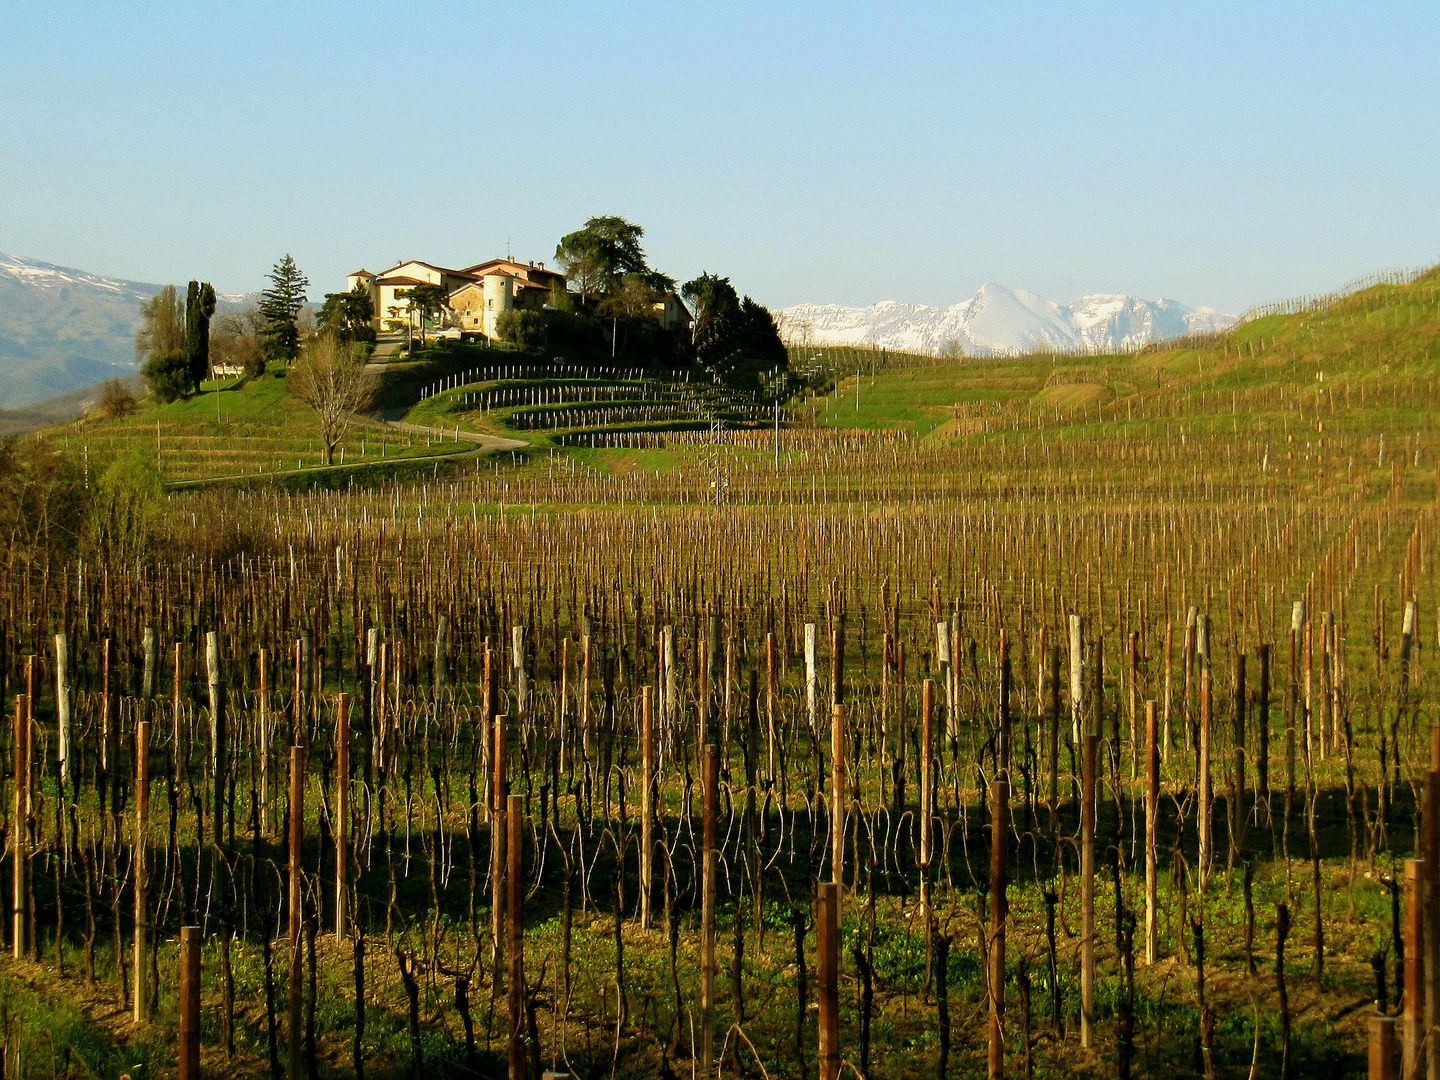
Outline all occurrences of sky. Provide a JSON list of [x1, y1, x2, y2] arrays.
[[2, 2, 1437, 315]]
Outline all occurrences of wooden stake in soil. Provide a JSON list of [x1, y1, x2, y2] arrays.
[[507, 792, 524, 1080], [207, 631, 225, 846], [641, 685, 654, 930], [288, 745, 305, 1080], [492, 711, 508, 971], [920, 679, 934, 927], [1145, 701, 1159, 965], [1371, 1014, 1397, 1080], [831, 703, 846, 887], [134, 720, 151, 1023], [989, 632, 1011, 1080], [700, 744, 718, 1075], [989, 775, 1008, 1080], [817, 881, 841, 1080], [11, 693, 28, 959], [1198, 662, 1213, 892], [1404, 859, 1421, 1078], [1069, 615, 1085, 743], [55, 634, 71, 787], [335, 693, 350, 939], [1080, 731, 1097, 1049], [178, 926, 201, 1080]]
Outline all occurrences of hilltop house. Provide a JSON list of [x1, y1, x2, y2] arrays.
[[344, 256, 690, 340]]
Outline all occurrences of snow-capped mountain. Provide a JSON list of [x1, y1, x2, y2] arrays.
[[779, 282, 1235, 356], [0, 251, 256, 409]]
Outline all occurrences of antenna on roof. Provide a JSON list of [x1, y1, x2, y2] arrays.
[[506, 237, 512, 261]]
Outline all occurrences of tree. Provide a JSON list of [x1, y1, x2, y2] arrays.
[[211, 306, 267, 379], [88, 450, 166, 563], [318, 281, 376, 344], [259, 254, 309, 364], [287, 334, 377, 465], [94, 378, 138, 419], [141, 349, 193, 403], [495, 309, 548, 351], [136, 285, 186, 366], [555, 216, 674, 303], [683, 273, 787, 382], [603, 273, 660, 319], [395, 283, 448, 347], [185, 280, 217, 389]]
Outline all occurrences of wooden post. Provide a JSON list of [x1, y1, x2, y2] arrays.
[[817, 881, 841, 1080], [921, 679, 934, 926], [1069, 614, 1085, 743], [640, 685, 654, 930], [1372, 1014, 1397, 1080], [178, 926, 201, 1080], [830, 626, 844, 707], [1405, 860, 1421, 1078], [1145, 701, 1159, 965], [492, 712, 507, 972], [1198, 662, 1213, 892], [335, 693, 350, 939], [259, 648, 270, 837], [1257, 644, 1271, 808], [288, 745, 304, 1080], [765, 632, 777, 785], [11, 694, 28, 959], [134, 721, 151, 1023], [1426, 768, 1440, 1080], [1080, 732, 1097, 1048], [1234, 651, 1247, 828], [701, 744, 718, 1075], [1047, 645, 1060, 810], [507, 793, 524, 1080], [989, 630, 1010, 1080], [55, 634, 71, 787], [992, 631, 1012, 1080], [1128, 630, 1139, 781], [831, 704, 846, 886], [143, 625, 158, 698], [207, 630, 224, 846], [805, 623, 818, 733]]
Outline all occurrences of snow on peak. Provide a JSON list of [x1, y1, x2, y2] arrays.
[[780, 283, 1236, 356], [0, 251, 161, 299]]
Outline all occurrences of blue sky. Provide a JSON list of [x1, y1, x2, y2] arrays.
[[3, 2, 1437, 313]]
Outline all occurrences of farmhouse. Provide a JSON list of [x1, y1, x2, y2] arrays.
[[344, 256, 690, 339]]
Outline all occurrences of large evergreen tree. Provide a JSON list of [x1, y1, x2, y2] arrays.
[[555, 216, 673, 302], [185, 280, 217, 388], [259, 254, 309, 364], [318, 281, 376, 344], [683, 273, 787, 382]]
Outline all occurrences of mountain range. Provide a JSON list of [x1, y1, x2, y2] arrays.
[[0, 251, 252, 409], [779, 282, 1235, 356]]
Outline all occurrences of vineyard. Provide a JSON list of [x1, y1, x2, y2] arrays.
[[6, 267, 1440, 1080]]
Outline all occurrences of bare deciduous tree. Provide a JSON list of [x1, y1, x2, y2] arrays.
[[288, 334, 376, 465]]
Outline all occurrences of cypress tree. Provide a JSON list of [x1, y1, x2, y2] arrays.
[[185, 281, 217, 390]]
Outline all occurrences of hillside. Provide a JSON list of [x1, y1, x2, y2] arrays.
[[795, 263, 1440, 441], [0, 251, 254, 408]]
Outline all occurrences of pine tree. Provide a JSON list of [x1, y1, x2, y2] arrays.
[[185, 280, 217, 389], [260, 254, 310, 364]]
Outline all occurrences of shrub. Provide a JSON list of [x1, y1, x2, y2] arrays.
[[95, 378, 138, 419], [141, 348, 192, 401], [495, 309, 548, 351]]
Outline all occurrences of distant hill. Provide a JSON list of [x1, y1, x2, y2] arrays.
[[780, 281, 1235, 356], [0, 251, 254, 409]]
